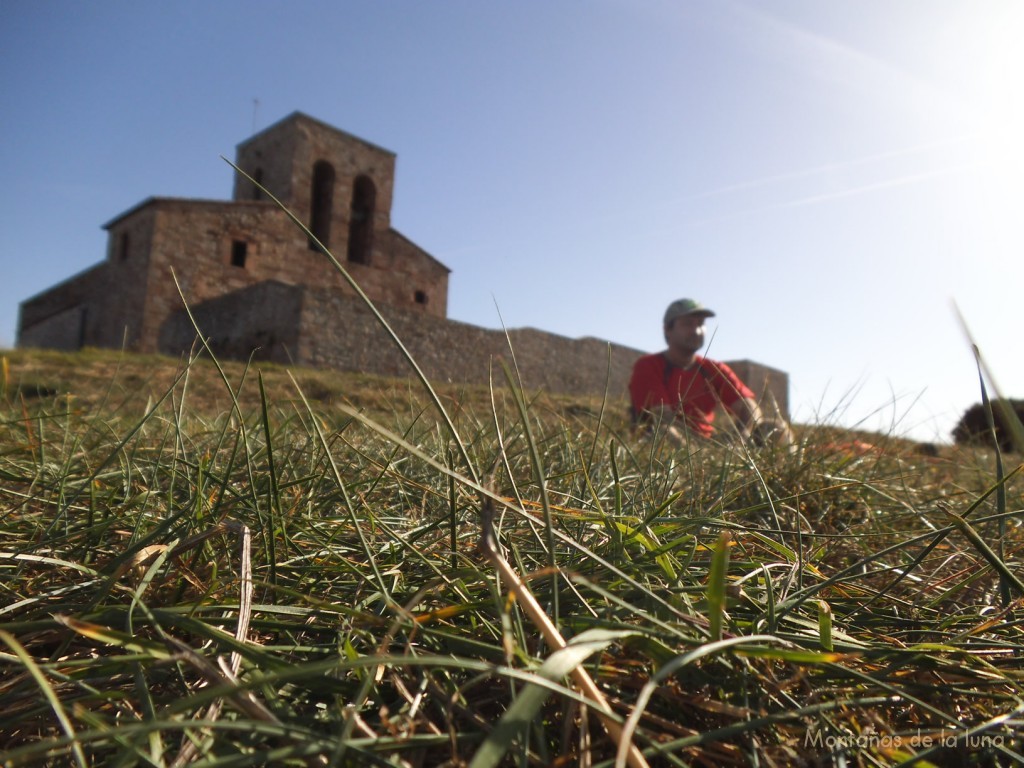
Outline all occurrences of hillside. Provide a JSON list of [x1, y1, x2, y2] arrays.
[[1, 346, 1022, 766]]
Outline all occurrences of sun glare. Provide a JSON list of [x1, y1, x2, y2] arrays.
[[970, 5, 1024, 176]]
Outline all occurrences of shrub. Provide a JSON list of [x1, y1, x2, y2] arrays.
[[951, 397, 1024, 451]]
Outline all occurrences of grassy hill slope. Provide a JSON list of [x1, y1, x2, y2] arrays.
[[1, 346, 1022, 766]]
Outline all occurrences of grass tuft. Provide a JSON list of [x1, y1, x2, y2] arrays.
[[2, 346, 1023, 765]]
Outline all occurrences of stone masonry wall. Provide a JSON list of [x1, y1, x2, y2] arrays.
[[17, 264, 110, 349], [136, 200, 298, 352], [18, 304, 88, 351], [158, 280, 305, 362], [107, 198, 447, 354], [231, 118, 303, 205], [99, 204, 157, 349], [298, 287, 641, 400]]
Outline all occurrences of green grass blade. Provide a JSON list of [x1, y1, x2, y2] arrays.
[[469, 629, 635, 768], [707, 531, 731, 642], [0, 629, 89, 768]]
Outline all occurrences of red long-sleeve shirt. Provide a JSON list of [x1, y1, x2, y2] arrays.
[[629, 353, 754, 438]]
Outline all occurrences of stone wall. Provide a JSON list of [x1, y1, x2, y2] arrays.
[[161, 282, 642, 399], [18, 304, 88, 351], [97, 197, 449, 355], [136, 200, 299, 352], [159, 280, 305, 363], [17, 264, 110, 350], [99, 203, 156, 349], [298, 287, 641, 400]]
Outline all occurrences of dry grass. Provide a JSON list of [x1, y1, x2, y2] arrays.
[[2, 344, 1023, 767]]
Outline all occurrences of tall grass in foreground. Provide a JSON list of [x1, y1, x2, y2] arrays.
[[1, 347, 1024, 767]]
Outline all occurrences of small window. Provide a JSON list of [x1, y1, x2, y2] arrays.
[[119, 232, 130, 262], [414, 290, 428, 305], [231, 240, 248, 268]]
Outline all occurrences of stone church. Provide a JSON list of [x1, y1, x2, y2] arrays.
[[18, 112, 449, 358], [16, 112, 789, 416]]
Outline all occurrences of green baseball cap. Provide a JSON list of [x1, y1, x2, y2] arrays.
[[664, 298, 715, 325]]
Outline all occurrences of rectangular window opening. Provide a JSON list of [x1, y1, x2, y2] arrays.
[[231, 240, 248, 268]]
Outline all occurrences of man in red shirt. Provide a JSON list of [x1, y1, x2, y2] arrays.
[[630, 298, 788, 444]]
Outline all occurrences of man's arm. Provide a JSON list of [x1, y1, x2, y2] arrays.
[[641, 404, 688, 446], [726, 396, 794, 446], [726, 396, 761, 436], [706, 360, 793, 447]]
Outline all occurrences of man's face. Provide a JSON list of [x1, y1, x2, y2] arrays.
[[665, 314, 706, 353]]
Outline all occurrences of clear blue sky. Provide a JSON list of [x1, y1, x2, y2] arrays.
[[2, 1, 1021, 442]]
